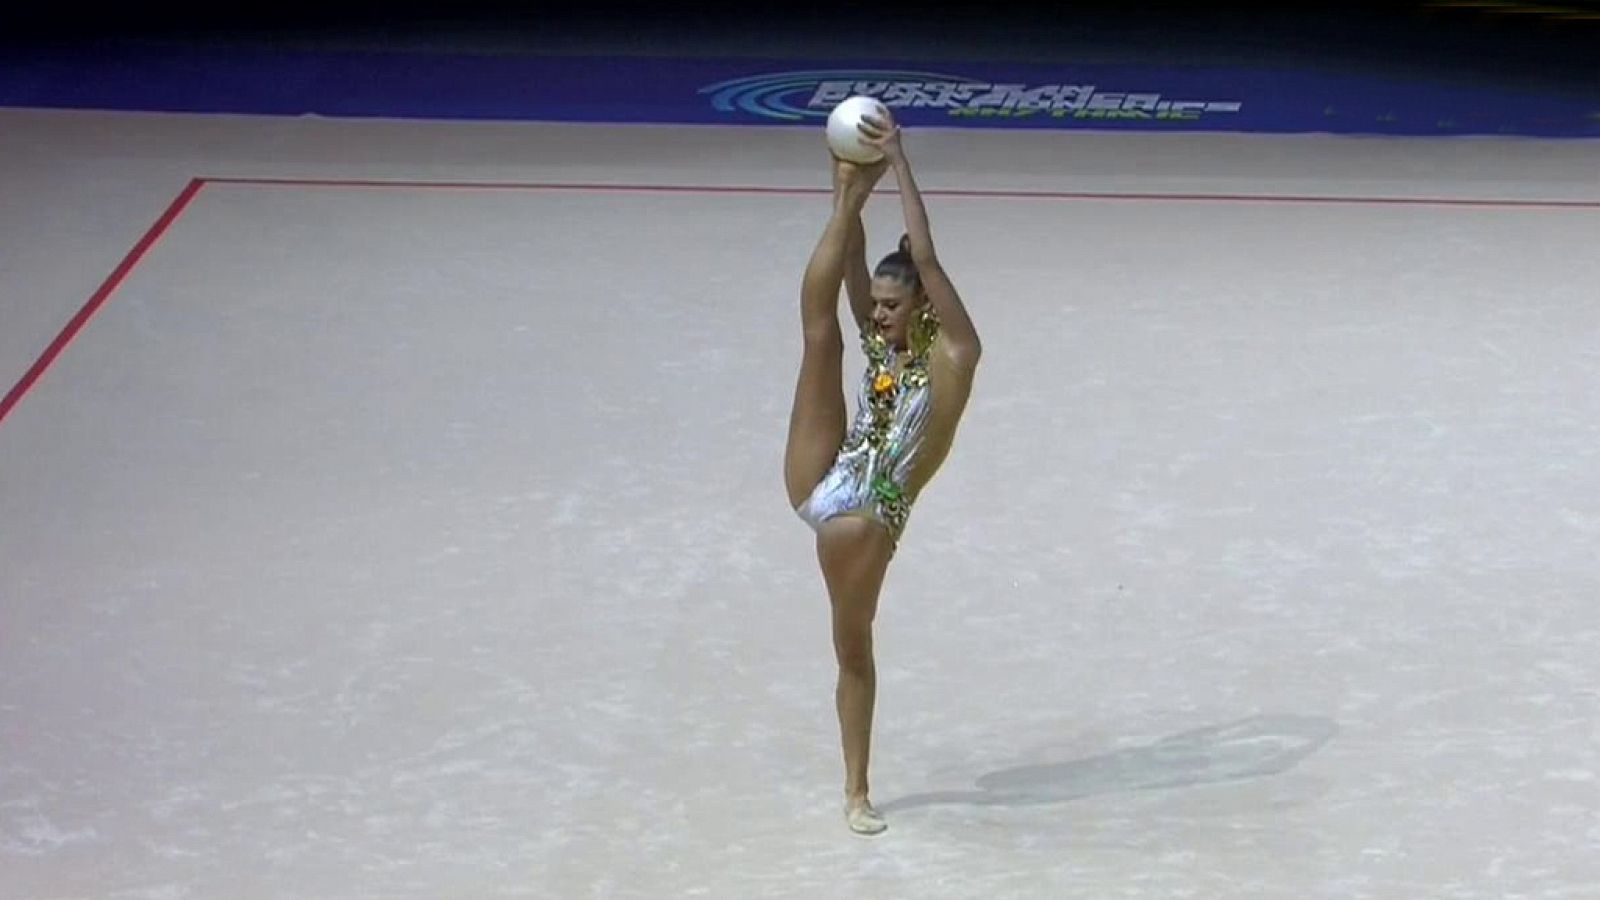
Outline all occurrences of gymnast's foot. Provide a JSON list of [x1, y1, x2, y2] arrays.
[[845, 794, 887, 836]]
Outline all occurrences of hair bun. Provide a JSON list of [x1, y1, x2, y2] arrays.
[[898, 234, 912, 255]]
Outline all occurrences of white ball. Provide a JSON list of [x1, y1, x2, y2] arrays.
[[826, 95, 891, 163]]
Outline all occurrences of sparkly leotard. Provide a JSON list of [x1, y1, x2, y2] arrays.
[[795, 319, 936, 547]]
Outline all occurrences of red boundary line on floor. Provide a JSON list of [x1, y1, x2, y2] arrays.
[[3, 175, 1596, 427], [0, 177, 206, 426], [206, 176, 1600, 209]]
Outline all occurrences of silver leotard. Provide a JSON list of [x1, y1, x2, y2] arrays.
[[795, 327, 934, 546]]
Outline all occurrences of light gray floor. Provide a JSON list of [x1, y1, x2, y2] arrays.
[[2, 109, 1599, 899]]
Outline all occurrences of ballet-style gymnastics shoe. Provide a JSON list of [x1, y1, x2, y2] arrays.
[[845, 802, 887, 836]]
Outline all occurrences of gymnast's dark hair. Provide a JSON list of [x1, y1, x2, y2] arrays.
[[873, 234, 922, 292]]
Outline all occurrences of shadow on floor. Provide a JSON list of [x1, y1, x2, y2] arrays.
[[879, 713, 1339, 814]]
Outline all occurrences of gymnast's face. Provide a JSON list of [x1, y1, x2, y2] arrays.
[[871, 276, 925, 350]]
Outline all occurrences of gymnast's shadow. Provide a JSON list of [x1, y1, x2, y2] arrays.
[[878, 714, 1339, 814]]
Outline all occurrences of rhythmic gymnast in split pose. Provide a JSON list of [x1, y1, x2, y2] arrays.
[[784, 114, 983, 835]]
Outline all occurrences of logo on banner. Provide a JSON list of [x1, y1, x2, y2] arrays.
[[700, 69, 1242, 122]]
